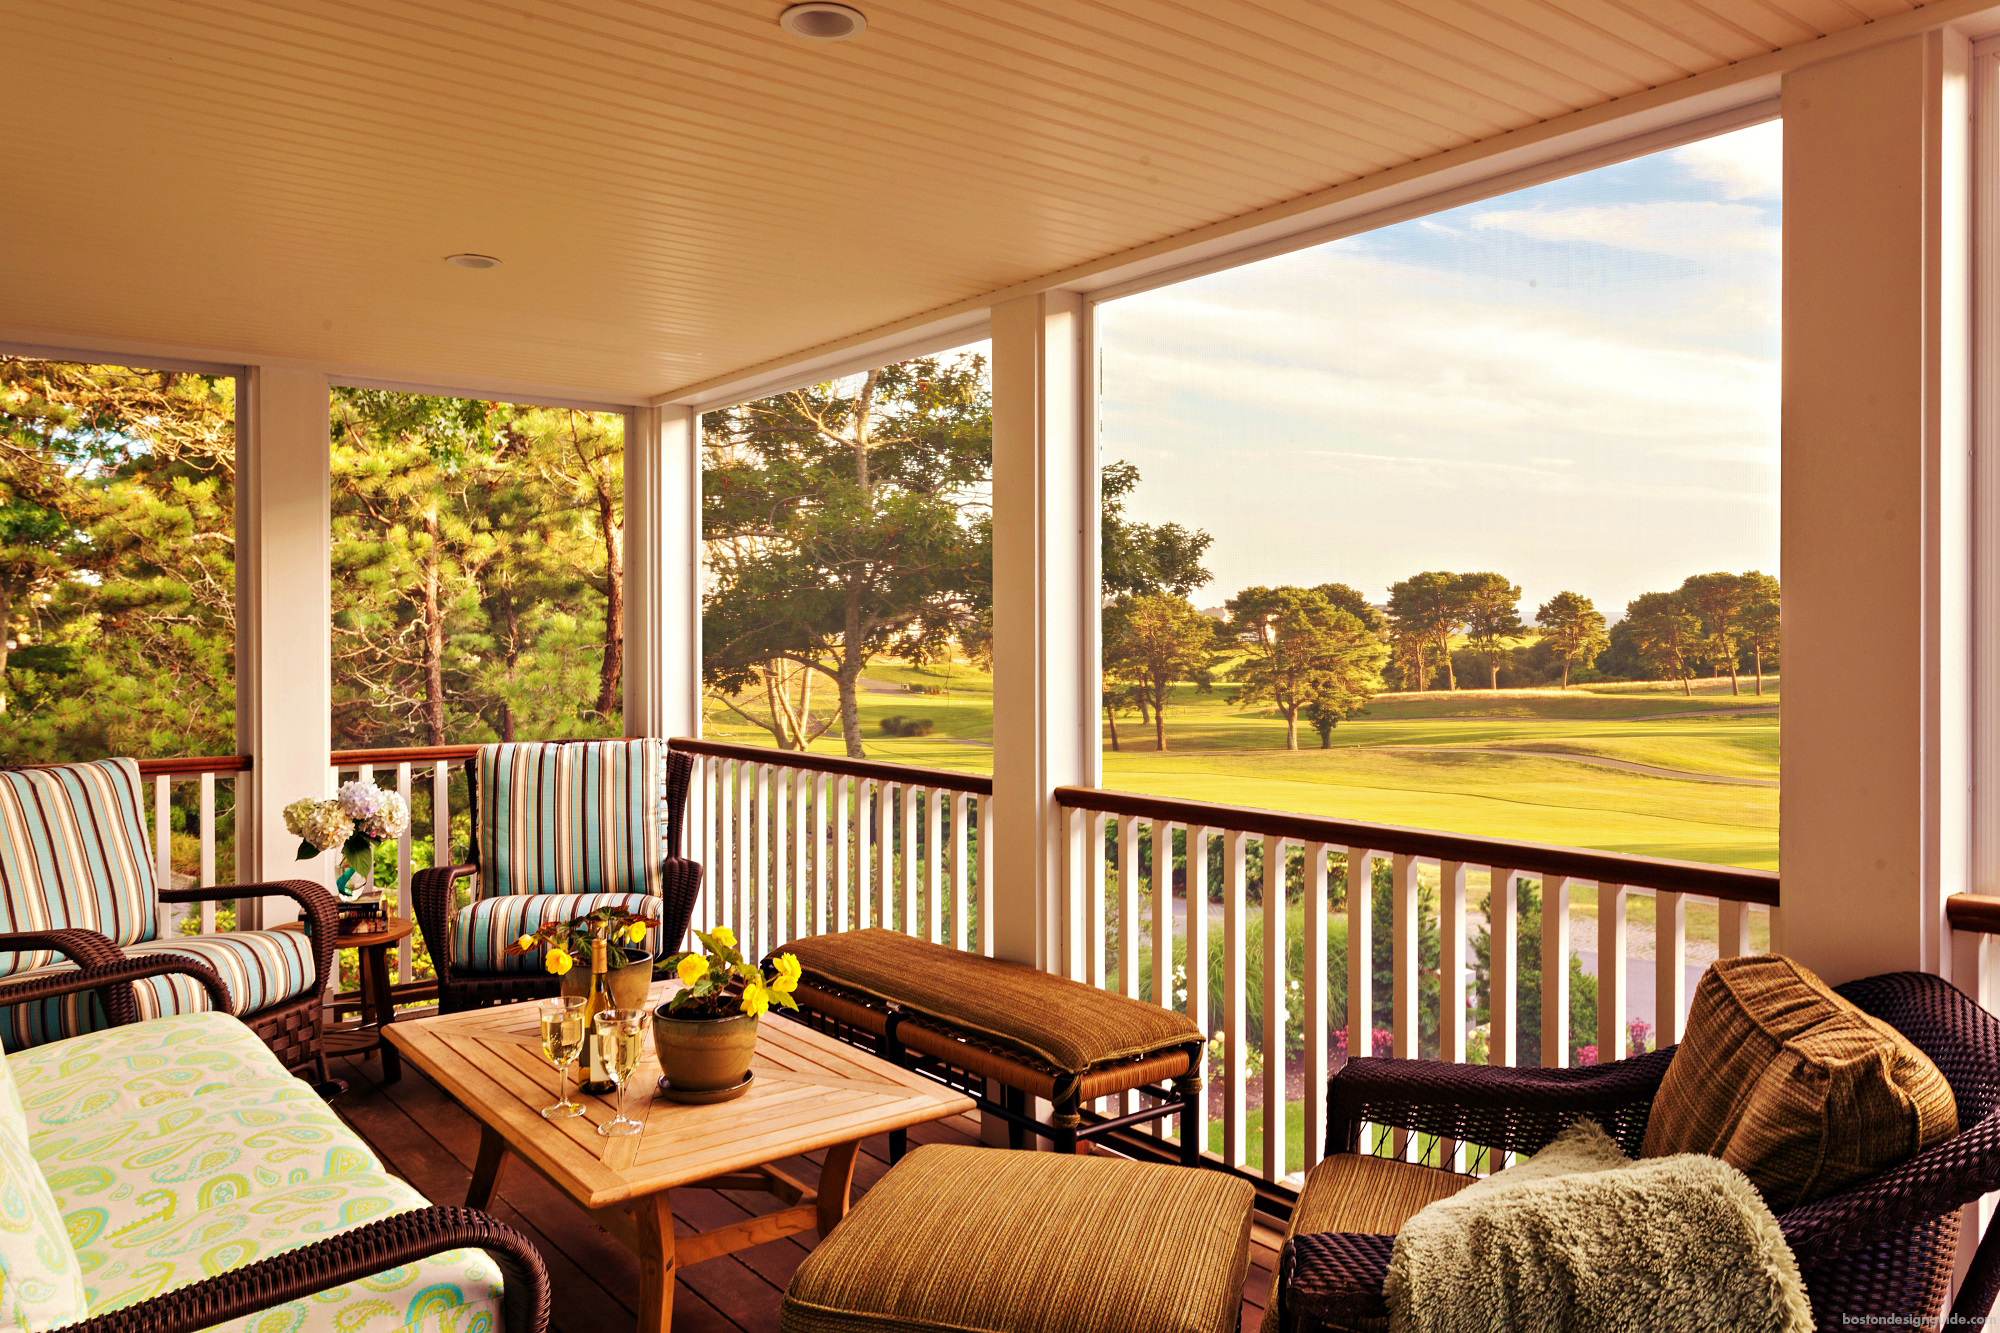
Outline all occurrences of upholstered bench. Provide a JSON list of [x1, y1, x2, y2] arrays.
[[781, 1144, 1253, 1333], [775, 928, 1205, 1161]]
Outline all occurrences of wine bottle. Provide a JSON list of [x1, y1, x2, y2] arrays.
[[579, 935, 617, 1095]]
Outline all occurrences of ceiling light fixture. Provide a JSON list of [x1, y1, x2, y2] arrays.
[[445, 253, 502, 270], [779, 2, 866, 42]]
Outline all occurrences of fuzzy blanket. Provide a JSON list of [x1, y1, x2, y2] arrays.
[[1384, 1119, 1813, 1333]]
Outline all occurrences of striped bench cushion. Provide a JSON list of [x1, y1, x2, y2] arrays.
[[451, 892, 659, 974], [475, 740, 666, 900], [0, 759, 157, 976], [0, 930, 318, 1053]]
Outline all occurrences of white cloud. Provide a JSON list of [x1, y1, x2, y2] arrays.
[[1470, 201, 1776, 259], [1669, 120, 1782, 201]]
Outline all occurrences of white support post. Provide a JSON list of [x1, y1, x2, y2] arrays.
[[624, 404, 702, 739], [240, 366, 332, 916], [1781, 31, 1972, 982], [989, 289, 1090, 969]]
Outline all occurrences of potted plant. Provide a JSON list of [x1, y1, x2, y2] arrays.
[[653, 927, 800, 1102], [283, 779, 412, 931], [505, 904, 657, 1011]]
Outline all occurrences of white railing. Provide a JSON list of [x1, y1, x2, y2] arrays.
[[669, 739, 993, 968], [1054, 787, 1780, 1190], [137, 755, 252, 936]]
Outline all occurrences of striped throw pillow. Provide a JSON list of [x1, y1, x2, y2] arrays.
[[0, 760, 158, 977], [474, 741, 666, 900]]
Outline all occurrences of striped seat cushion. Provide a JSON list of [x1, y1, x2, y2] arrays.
[[475, 740, 666, 899], [0, 930, 318, 1053], [451, 892, 659, 974], [0, 759, 158, 976], [782, 1144, 1255, 1333]]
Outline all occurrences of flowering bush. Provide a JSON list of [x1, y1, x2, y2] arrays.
[[504, 903, 653, 976], [662, 928, 801, 1020], [283, 778, 412, 896]]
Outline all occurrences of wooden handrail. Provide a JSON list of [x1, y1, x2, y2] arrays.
[[1947, 893, 2000, 935], [332, 745, 482, 766], [136, 755, 253, 776], [667, 737, 994, 795], [1054, 785, 1781, 905]]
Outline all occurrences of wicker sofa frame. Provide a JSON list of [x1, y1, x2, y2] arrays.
[[1274, 971, 2000, 1331], [412, 746, 701, 1015], [9, 956, 551, 1333], [789, 973, 1205, 1164], [0, 878, 339, 1079]]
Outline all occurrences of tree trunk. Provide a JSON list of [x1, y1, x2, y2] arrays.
[[1106, 700, 1121, 752], [1753, 647, 1764, 696], [1561, 657, 1571, 689], [1681, 673, 1692, 697], [596, 484, 623, 720], [1727, 660, 1740, 695], [421, 518, 446, 746], [1439, 633, 1456, 690], [1489, 658, 1500, 690], [1282, 703, 1299, 750], [0, 580, 13, 712], [1154, 686, 1167, 752]]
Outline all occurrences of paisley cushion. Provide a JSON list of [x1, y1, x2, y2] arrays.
[[0, 1051, 86, 1331], [13, 1012, 505, 1332]]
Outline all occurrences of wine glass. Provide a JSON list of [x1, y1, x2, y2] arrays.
[[593, 1008, 648, 1138], [537, 996, 588, 1121]]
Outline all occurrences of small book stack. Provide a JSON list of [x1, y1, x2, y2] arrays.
[[335, 889, 388, 935]]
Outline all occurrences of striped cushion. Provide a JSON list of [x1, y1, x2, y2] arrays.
[[126, 930, 318, 1017], [450, 892, 659, 974], [475, 740, 666, 900], [782, 1144, 1254, 1333], [1258, 1154, 1477, 1333], [1642, 953, 1958, 1210], [0, 759, 158, 975], [0, 964, 213, 1053]]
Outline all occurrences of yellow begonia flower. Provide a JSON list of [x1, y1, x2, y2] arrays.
[[544, 947, 574, 977], [710, 926, 736, 950], [515, 934, 537, 952], [739, 979, 770, 1018], [621, 920, 648, 945], [770, 953, 802, 994], [676, 953, 708, 987]]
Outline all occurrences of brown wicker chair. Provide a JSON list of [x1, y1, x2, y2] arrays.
[[1274, 971, 2000, 1331], [413, 740, 700, 1014], [0, 758, 338, 1078], [8, 955, 551, 1333]]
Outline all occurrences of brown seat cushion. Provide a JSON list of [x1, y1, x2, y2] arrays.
[[1258, 1154, 1477, 1333], [1641, 953, 1958, 1211], [781, 1143, 1254, 1333], [779, 929, 1201, 1074]]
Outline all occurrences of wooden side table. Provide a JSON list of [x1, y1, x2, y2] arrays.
[[282, 915, 416, 1083]]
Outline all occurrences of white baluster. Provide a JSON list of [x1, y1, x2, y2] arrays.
[[924, 787, 943, 944], [1152, 821, 1173, 1011], [153, 775, 172, 918], [873, 778, 893, 930], [1346, 848, 1374, 1068], [1656, 891, 1688, 1045], [1185, 825, 1212, 1163], [198, 772, 217, 933], [1598, 883, 1628, 1062], [1262, 834, 1287, 1182], [1087, 811, 1109, 990], [1119, 816, 1141, 1001], [1392, 854, 1419, 1061], [1058, 806, 1084, 982], [1439, 861, 1469, 1065], [1222, 829, 1249, 1171], [975, 792, 994, 956], [1490, 868, 1519, 1069], [1542, 874, 1570, 1067], [950, 789, 969, 951], [899, 781, 918, 937], [832, 775, 852, 933], [717, 760, 737, 941], [1303, 840, 1331, 1172], [1718, 898, 1752, 959], [395, 761, 414, 986], [794, 769, 812, 941], [755, 764, 773, 959]]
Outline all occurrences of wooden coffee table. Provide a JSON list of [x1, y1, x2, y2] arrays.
[[386, 981, 974, 1332]]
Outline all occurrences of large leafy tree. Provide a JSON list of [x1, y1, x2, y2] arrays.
[[1679, 571, 1750, 694], [1738, 571, 1781, 695], [702, 355, 991, 757], [1103, 593, 1219, 751], [1226, 585, 1386, 750], [1622, 590, 1703, 696], [1101, 461, 1214, 600], [1386, 571, 1464, 691], [1457, 572, 1523, 690], [1534, 591, 1608, 689]]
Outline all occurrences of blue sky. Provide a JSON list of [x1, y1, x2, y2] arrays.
[[1094, 120, 1782, 621]]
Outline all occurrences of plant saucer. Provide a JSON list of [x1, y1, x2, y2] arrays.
[[656, 1069, 754, 1105]]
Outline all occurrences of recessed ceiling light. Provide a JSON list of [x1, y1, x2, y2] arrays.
[[780, 2, 865, 41], [445, 253, 501, 270]]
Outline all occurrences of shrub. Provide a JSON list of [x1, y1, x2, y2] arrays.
[[878, 715, 935, 736]]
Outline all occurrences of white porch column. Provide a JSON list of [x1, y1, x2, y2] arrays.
[[1779, 31, 1971, 982], [239, 365, 333, 912], [989, 291, 1092, 969], [624, 404, 702, 739]]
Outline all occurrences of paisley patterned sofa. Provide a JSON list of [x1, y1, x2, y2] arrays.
[[0, 956, 549, 1333]]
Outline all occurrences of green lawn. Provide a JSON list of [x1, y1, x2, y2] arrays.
[[702, 658, 1779, 870]]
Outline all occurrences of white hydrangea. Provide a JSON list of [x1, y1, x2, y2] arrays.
[[337, 779, 389, 823], [361, 790, 411, 843], [283, 797, 353, 852]]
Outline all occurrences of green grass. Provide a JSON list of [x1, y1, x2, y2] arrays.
[[702, 658, 1780, 870]]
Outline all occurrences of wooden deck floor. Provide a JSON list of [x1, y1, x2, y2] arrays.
[[328, 1050, 1283, 1332]]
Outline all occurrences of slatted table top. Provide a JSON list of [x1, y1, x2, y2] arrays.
[[387, 981, 975, 1209]]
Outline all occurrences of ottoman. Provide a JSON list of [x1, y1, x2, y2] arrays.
[[780, 1144, 1253, 1333]]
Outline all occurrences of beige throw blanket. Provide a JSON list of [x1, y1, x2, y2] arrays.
[[1385, 1119, 1813, 1332]]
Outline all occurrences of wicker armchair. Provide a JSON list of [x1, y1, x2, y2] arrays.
[[7, 956, 550, 1333], [1275, 971, 2000, 1331], [0, 759, 339, 1077], [413, 740, 700, 1014]]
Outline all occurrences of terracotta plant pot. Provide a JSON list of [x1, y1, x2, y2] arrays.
[[652, 1006, 759, 1093], [559, 951, 655, 1011]]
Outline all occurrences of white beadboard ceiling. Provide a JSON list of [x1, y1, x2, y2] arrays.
[[0, 0, 1947, 400]]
